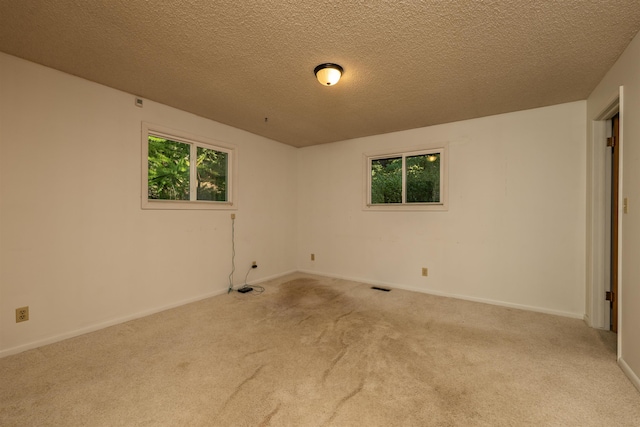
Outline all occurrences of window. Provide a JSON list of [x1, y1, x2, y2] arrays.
[[364, 145, 447, 211], [142, 123, 236, 210]]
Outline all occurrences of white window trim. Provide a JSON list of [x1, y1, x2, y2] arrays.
[[363, 143, 448, 211], [141, 122, 237, 210]]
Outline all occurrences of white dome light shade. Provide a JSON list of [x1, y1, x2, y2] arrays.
[[314, 63, 343, 86]]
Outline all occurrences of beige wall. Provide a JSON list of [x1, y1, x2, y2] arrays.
[[587, 30, 640, 388], [297, 102, 587, 317], [0, 53, 298, 356]]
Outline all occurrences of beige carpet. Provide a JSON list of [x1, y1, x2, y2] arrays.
[[1, 273, 639, 426]]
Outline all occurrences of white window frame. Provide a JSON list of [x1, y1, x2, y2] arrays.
[[363, 144, 448, 211], [141, 122, 237, 210]]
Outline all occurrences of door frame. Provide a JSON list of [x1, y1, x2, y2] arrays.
[[610, 114, 620, 332], [586, 87, 623, 356]]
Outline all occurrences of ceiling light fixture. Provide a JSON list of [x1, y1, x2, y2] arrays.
[[314, 63, 343, 86]]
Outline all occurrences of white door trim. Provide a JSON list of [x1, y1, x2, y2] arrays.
[[586, 88, 621, 343]]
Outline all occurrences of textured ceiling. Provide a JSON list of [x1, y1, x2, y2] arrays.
[[1, 1, 639, 147]]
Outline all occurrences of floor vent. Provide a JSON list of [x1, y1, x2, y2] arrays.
[[371, 286, 391, 292]]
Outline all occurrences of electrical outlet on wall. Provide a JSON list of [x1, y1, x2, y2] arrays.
[[16, 306, 29, 323], [422, 268, 428, 277]]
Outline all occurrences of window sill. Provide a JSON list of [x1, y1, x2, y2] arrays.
[[363, 203, 448, 212], [142, 200, 236, 210]]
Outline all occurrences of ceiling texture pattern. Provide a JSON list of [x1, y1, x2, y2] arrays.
[[1, 1, 639, 147]]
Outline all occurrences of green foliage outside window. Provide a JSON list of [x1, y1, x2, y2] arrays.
[[196, 146, 227, 201], [148, 136, 228, 202], [406, 153, 440, 203], [148, 136, 190, 200], [371, 153, 440, 204], [371, 157, 402, 203]]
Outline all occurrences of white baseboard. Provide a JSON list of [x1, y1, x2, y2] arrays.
[[0, 270, 297, 359], [297, 269, 585, 319], [619, 357, 640, 393]]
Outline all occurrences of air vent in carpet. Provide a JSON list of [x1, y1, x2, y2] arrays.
[[371, 286, 391, 292]]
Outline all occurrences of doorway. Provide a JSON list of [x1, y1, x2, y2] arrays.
[[608, 114, 619, 332], [587, 90, 622, 343]]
